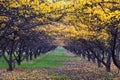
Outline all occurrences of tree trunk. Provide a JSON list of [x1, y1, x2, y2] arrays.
[[111, 28, 120, 69], [30, 52, 33, 60], [105, 53, 111, 72], [7, 51, 13, 71]]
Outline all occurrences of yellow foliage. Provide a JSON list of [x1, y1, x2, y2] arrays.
[[1, 0, 119, 44]]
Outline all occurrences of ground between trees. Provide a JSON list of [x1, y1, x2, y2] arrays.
[[0, 49, 120, 80]]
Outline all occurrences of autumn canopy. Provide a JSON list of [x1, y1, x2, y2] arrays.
[[0, 0, 120, 71]]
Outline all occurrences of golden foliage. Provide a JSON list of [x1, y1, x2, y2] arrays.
[[0, 0, 120, 44]]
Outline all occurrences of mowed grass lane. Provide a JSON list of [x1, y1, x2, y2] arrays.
[[0, 47, 71, 69]]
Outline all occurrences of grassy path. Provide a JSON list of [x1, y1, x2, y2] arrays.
[[0, 47, 70, 69], [0, 47, 120, 80]]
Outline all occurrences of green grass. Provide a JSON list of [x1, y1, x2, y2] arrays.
[[0, 57, 8, 68], [0, 47, 71, 69]]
